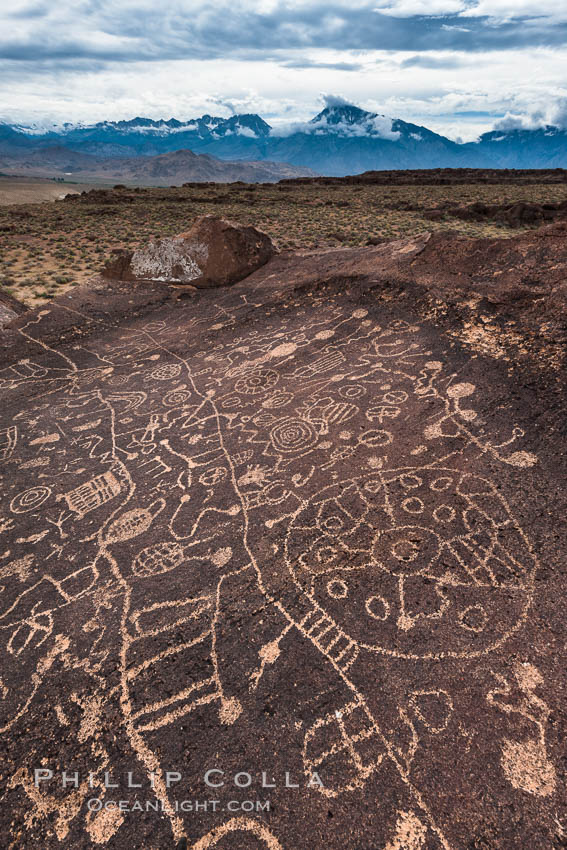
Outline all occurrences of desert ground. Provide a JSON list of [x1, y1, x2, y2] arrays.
[[0, 176, 100, 206], [1, 176, 567, 307]]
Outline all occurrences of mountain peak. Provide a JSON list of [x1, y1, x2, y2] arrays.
[[312, 104, 373, 126]]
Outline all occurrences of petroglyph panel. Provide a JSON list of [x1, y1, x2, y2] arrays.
[[0, 288, 560, 850]]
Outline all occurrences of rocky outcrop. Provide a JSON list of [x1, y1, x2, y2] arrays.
[[424, 199, 567, 227], [102, 215, 276, 287]]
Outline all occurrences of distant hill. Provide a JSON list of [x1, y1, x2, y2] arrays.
[[1, 104, 566, 177], [280, 168, 567, 186], [0, 146, 316, 185]]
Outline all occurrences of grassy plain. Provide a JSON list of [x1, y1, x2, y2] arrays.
[[1, 178, 567, 307]]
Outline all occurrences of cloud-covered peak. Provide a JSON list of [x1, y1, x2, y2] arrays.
[[492, 97, 567, 133], [269, 101, 401, 140]]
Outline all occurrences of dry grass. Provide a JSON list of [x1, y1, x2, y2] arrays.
[[1, 180, 567, 307]]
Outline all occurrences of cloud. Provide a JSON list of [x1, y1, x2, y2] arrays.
[[461, 0, 567, 24], [282, 58, 363, 70], [1, 0, 567, 69], [400, 54, 467, 68], [373, 0, 466, 17], [0, 0, 566, 142], [235, 125, 257, 137], [322, 93, 354, 107], [551, 98, 567, 127], [370, 115, 401, 139], [493, 111, 546, 131], [493, 97, 567, 130]]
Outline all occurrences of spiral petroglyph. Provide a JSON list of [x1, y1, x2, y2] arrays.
[[269, 417, 319, 453]]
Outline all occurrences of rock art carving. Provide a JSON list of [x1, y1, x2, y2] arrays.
[[0, 289, 554, 850]]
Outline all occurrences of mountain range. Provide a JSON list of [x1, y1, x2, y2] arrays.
[[0, 145, 315, 185], [1, 104, 566, 179]]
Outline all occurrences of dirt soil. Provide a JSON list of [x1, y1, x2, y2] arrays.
[[0, 223, 565, 849], [0, 176, 98, 206]]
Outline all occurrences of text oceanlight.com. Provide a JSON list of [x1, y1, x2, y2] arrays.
[[87, 798, 271, 814]]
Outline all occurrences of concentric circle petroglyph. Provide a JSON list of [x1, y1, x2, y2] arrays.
[[9, 486, 51, 514], [163, 388, 192, 406], [269, 417, 318, 453]]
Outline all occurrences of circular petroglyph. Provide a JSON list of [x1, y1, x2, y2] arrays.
[[327, 579, 348, 599], [382, 391, 408, 405], [339, 384, 366, 399], [374, 526, 440, 576], [163, 388, 192, 406], [235, 369, 279, 395], [270, 418, 318, 454], [365, 595, 390, 621], [402, 497, 425, 515], [10, 486, 51, 514], [430, 476, 453, 492], [284, 469, 537, 659], [106, 373, 131, 387], [150, 363, 182, 381], [358, 430, 393, 448], [447, 382, 476, 399], [433, 505, 456, 524], [458, 604, 489, 632]]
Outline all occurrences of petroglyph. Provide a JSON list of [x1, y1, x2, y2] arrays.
[[0, 279, 559, 850], [487, 662, 557, 797]]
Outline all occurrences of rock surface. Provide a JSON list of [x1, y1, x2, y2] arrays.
[[103, 215, 276, 287], [0, 288, 27, 328], [0, 224, 565, 850]]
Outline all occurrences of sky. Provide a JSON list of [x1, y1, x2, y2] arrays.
[[1, 0, 567, 141]]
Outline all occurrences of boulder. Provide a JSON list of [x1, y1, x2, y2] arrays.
[[0, 289, 27, 329], [102, 215, 276, 288]]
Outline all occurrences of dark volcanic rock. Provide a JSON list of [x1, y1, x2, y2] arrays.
[[282, 167, 567, 186], [0, 223, 566, 850], [102, 215, 276, 287], [430, 198, 567, 227]]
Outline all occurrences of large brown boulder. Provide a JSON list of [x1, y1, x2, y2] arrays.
[[102, 215, 275, 287]]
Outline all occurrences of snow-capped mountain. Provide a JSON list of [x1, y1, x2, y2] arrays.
[[1, 105, 565, 176], [464, 125, 567, 169]]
